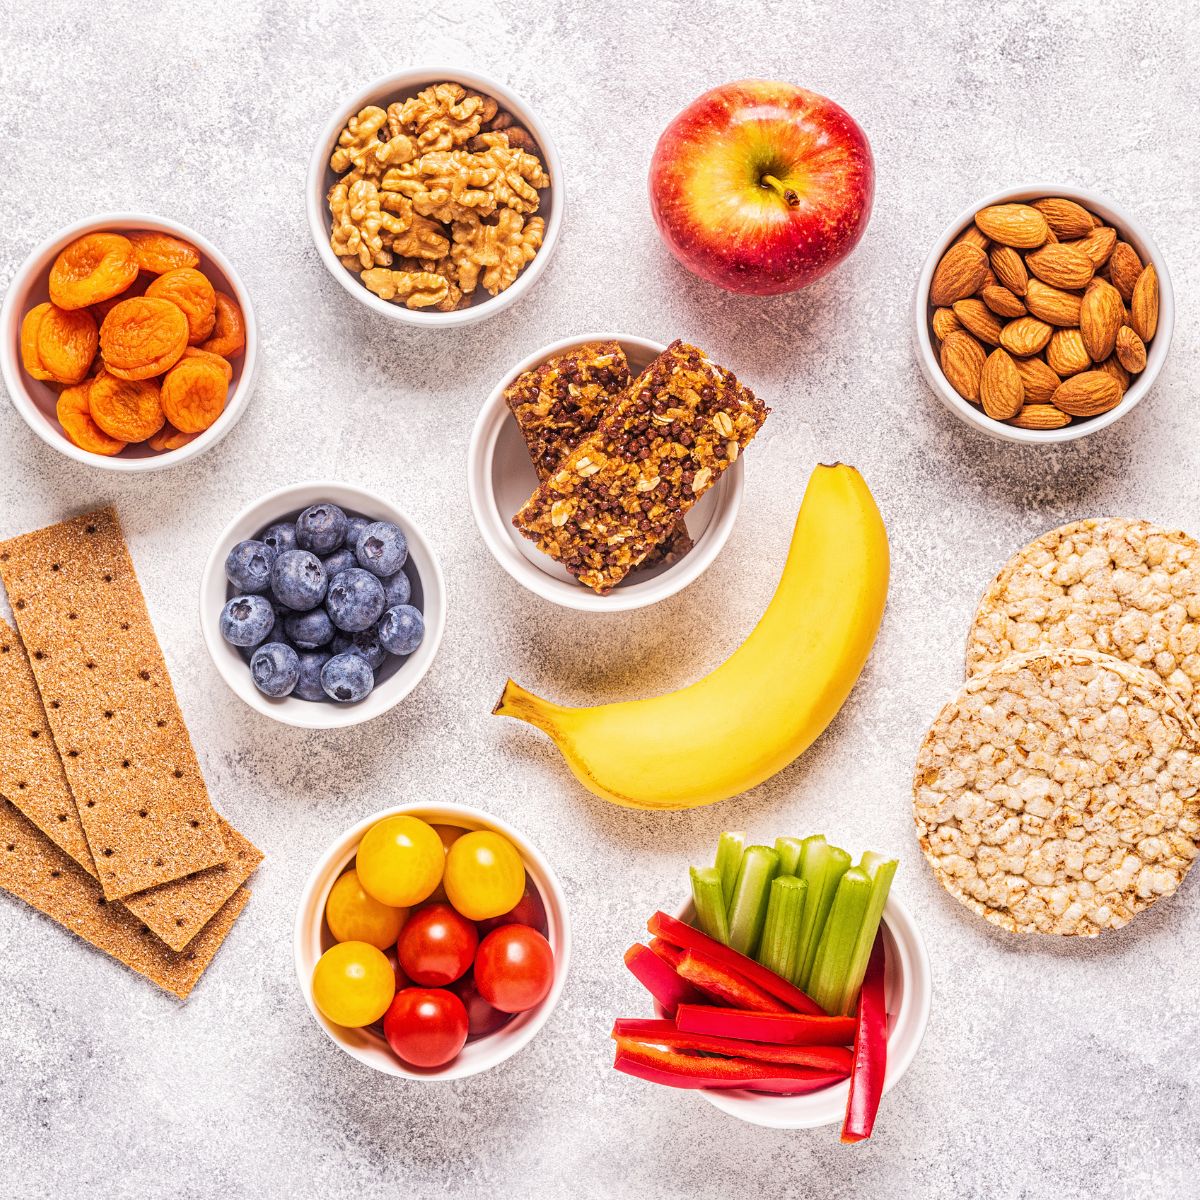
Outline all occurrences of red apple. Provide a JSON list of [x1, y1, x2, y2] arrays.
[[649, 80, 874, 295]]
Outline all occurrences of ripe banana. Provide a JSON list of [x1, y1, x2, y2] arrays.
[[493, 462, 889, 810]]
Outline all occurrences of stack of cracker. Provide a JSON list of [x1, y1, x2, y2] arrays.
[[913, 518, 1200, 937], [0, 507, 261, 997]]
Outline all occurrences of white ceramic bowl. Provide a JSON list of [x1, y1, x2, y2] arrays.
[[307, 68, 563, 328], [656, 894, 930, 1130], [200, 482, 446, 729], [294, 802, 571, 1080], [0, 212, 258, 471], [914, 183, 1173, 444], [467, 334, 745, 612]]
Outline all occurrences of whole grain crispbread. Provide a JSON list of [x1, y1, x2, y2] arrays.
[[914, 649, 1200, 936], [965, 518, 1200, 722]]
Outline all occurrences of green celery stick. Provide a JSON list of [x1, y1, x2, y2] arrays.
[[757, 875, 807, 980], [714, 831, 746, 905], [726, 845, 779, 958], [690, 866, 731, 944], [796, 838, 852, 988], [774, 837, 805, 878], [834, 853, 898, 1015], [806, 867, 873, 1015]]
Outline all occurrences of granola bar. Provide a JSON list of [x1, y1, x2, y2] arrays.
[[513, 340, 768, 593]]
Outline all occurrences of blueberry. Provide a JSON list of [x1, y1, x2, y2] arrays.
[[322, 547, 356, 578], [380, 569, 411, 608], [355, 520, 407, 577], [296, 503, 348, 555], [294, 651, 331, 701], [261, 521, 297, 555], [321, 652, 374, 702], [224, 539, 276, 594], [219, 595, 275, 648], [378, 604, 425, 656], [271, 550, 327, 610], [285, 607, 335, 650], [344, 514, 370, 549], [326, 568, 385, 633], [332, 626, 387, 671], [250, 642, 300, 698]]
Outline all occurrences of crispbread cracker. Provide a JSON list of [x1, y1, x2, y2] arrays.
[[0, 617, 262, 950], [966, 518, 1200, 721], [0, 797, 248, 999], [914, 649, 1200, 936], [0, 508, 226, 899]]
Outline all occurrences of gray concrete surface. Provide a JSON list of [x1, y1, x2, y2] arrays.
[[1, 1, 1198, 1197]]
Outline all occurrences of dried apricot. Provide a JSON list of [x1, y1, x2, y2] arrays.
[[20, 304, 55, 381], [99, 297, 188, 380], [145, 268, 216, 344], [199, 291, 246, 358], [90, 272, 150, 324], [56, 381, 126, 456], [48, 233, 138, 310], [160, 357, 228, 433], [126, 231, 201, 274], [88, 369, 165, 443], [181, 346, 233, 383], [35, 304, 98, 385], [147, 424, 198, 452]]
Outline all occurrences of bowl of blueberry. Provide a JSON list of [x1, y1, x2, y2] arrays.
[[201, 482, 446, 728]]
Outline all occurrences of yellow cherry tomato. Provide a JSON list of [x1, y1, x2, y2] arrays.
[[425, 824, 466, 903], [325, 869, 408, 949], [311, 941, 396, 1027], [443, 830, 526, 921], [356, 815, 444, 907]]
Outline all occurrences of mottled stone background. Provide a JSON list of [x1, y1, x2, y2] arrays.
[[1, 2, 1197, 1197]]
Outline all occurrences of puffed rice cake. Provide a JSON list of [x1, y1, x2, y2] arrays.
[[913, 648, 1200, 936]]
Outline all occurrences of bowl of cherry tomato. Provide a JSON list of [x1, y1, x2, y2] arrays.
[[294, 803, 571, 1079]]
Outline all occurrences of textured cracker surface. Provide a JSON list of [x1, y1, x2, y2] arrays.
[[2, 1, 1200, 1196], [966, 518, 1200, 720]]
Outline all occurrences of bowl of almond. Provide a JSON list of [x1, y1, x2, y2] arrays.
[[915, 185, 1172, 443]]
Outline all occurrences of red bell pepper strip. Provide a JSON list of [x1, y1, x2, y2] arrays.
[[648, 937, 685, 969], [841, 930, 888, 1143], [648, 910, 823, 1015], [613, 1038, 848, 1094], [674, 1004, 856, 1046], [610, 1019, 854, 1073], [675, 949, 791, 1013], [624, 944, 702, 1017]]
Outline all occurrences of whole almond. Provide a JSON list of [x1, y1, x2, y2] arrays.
[[980, 348, 1024, 420], [1131, 264, 1159, 342], [1097, 355, 1130, 393], [1013, 355, 1061, 403], [1025, 244, 1094, 290], [1031, 198, 1095, 239], [975, 204, 1050, 249], [981, 284, 1027, 318], [990, 246, 1028, 296], [1000, 316, 1054, 357], [940, 330, 986, 403], [1115, 325, 1147, 374], [931, 307, 962, 342], [1051, 370, 1122, 417], [952, 298, 1004, 345], [1107, 242, 1144, 300], [1071, 225, 1117, 268], [1007, 404, 1072, 430], [1046, 328, 1091, 377], [1025, 279, 1083, 327], [1080, 278, 1124, 361], [956, 225, 990, 251], [930, 242, 989, 306]]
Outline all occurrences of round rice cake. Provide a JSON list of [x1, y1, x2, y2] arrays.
[[914, 649, 1200, 936], [965, 518, 1200, 722]]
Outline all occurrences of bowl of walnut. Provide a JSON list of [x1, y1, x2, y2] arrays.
[[914, 184, 1173, 444], [308, 69, 562, 327]]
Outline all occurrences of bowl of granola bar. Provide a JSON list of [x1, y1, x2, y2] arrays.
[[468, 335, 763, 612], [308, 69, 562, 326]]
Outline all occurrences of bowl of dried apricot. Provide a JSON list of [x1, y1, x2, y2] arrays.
[[2, 213, 257, 470], [307, 68, 563, 326]]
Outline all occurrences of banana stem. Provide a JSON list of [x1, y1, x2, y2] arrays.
[[493, 679, 567, 735]]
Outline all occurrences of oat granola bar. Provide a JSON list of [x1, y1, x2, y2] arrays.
[[512, 340, 768, 593]]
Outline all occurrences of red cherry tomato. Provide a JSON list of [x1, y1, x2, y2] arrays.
[[397, 903, 478, 986], [474, 925, 555, 1013], [451, 973, 513, 1040], [476, 882, 548, 935], [383, 987, 469, 1068]]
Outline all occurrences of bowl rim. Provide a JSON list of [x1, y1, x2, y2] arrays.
[[292, 801, 572, 1080], [913, 182, 1174, 445], [305, 66, 564, 328], [466, 332, 745, 612], [199, 480, 447, 729], [0, 210, 259, 472]]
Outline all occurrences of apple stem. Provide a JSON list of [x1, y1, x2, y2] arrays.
[[761, 174, 800, 208]]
